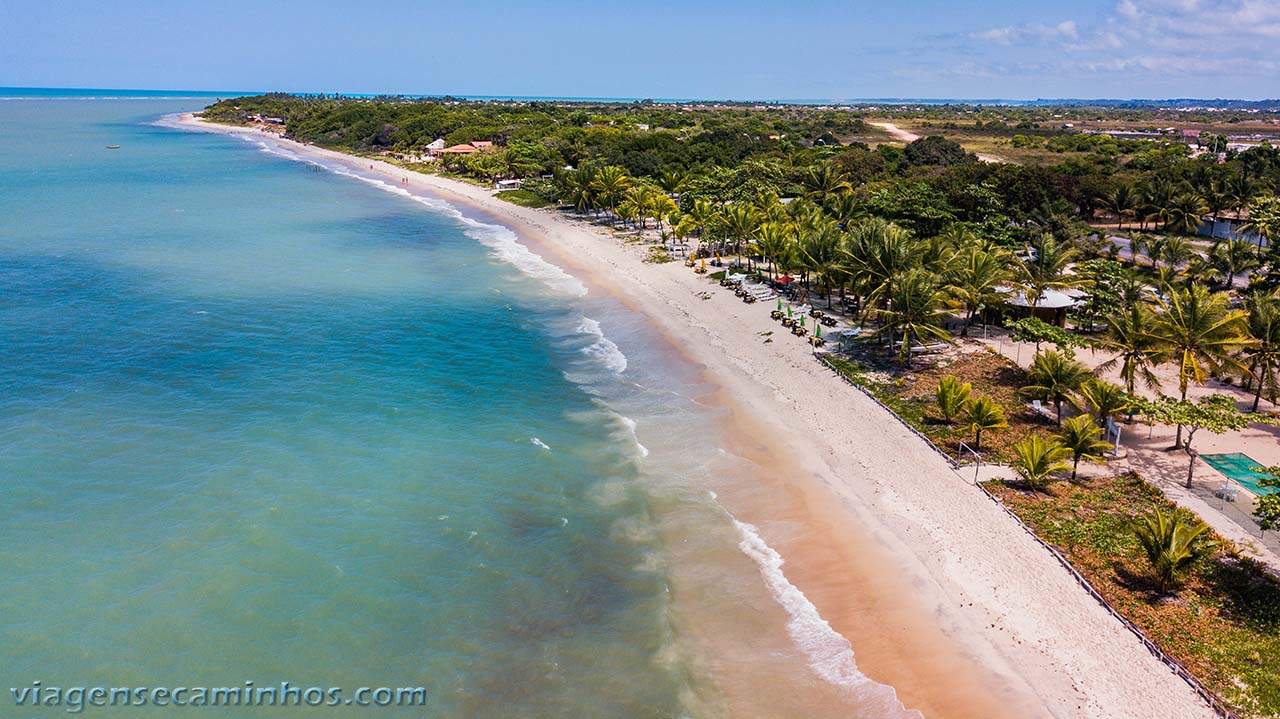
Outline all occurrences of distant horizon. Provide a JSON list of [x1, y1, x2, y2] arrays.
[[3, 86, 1278, 108]]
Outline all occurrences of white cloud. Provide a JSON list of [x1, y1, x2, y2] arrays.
[[973, 20, 1079, 46], [954, 0, 1280, 94]]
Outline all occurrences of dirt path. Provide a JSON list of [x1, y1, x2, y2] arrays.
[[871, 121, 1005, 163]]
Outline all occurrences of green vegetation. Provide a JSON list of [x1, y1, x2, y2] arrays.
[[494, 189, 552, 208], [987, 473, 1280, 717]]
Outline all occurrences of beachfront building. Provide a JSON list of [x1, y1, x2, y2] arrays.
[[998, 287, 1084, 326]]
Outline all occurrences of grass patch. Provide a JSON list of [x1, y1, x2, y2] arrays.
[[827, 344, 1057, 462], [986, 473, 1280, 717], [643, 247, 676, 264], [494, 189, 552, 208]]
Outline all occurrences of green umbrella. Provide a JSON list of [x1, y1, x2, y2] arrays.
[[800, 315, 806, 328], [776, 298, 783, 311], [787, 305, 792, 318], [815, 323, 822, 338]]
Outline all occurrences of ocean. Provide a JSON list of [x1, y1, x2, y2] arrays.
[[0, 95, 917, 718]]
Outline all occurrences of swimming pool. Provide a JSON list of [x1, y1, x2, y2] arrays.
[[1201, 453, 1280, 496]]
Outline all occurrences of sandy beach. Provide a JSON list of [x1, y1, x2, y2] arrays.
[[180, 114, 1218, 719]]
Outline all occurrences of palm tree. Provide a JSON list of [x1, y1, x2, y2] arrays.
[[1097, 304, 1163, 398], [1242, 291, 1280, 412], [1226, 173, 1256, 219], [1157, 235, 1195, 269], [965, 395, 1007, 452], [936, 375, 972, 424], [655, 168, 688, 197], [825, 193, 862, 228], [1015, 234, 1077, 308], [843, 218, 915, 314], [1022, 349, 1091, 425], [1218, 237, 1259, 287], [1058, 415, 1112, 480], [1149, 285, 1251, 445], [799, 163, 850, 205], [1240, 196, 1280, 252], [721, 204, 761, 268], [1079, 379, 1133, 427], [797, 221, 846, 308], [946, 245, 1010, 335], [1011, 435, 1071, 490], [876, 268, 952, 367], [755, 221, 794, 279], [1132, 509, 1212, 593], [590, 165, 632, 225], [1105, 184, 1138, 230], [1165, 192, 1208, 236]]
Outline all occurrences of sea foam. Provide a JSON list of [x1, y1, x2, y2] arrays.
[[732, 518, 924, 717], [576, 317, 628, 373], [220, 128, 587, 297]]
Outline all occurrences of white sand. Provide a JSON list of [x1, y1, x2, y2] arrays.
[[179, 114, 1217, 719]]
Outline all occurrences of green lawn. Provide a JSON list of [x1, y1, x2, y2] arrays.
[[987, 474, 1280, 717], [494, 189, 552, 208]]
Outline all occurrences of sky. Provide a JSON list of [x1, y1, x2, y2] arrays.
[[2, 0, 1278, 100]]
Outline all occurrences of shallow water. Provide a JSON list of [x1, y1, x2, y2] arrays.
[[0, 96, 920, 718]]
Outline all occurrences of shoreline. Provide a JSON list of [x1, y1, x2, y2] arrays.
[[178, 114, 1217, 719]]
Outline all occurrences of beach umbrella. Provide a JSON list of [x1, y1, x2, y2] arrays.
[[800, 315, 806, 328], [776, 299, 783, 311], [815, 323, 822, 338], [787, 305, 793, 318]]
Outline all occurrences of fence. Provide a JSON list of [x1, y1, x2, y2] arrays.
[[816, 354, 1235, 718], [975, 480, 1239, 719], [816, 355, 960, 468]]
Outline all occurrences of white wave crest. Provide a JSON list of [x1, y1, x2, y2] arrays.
[[530, 437, 551, 450], [576, 317, 628, 373], [732, 519, 923, 717], [218, 130, 586, 297], [614, 413, 650, 459]]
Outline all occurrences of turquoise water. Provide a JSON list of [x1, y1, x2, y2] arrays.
[[0, 97, 926, 719], [0, 98, 724, 717]]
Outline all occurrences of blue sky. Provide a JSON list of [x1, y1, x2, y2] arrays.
[[2, 0, 1277, 100]]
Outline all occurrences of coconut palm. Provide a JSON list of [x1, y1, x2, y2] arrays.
[[825, 193, 862, 228], [1105, 184, 1139, 230], [965, 395, 1007, 452], [843, 218, 915, 313], [1226, 173, 1255, 216], [876, 268, 952, 368], [1242, 291, 1280, 412], [755, 221, 794, 279], [1058, 415, 1112, 480], [1165, 193, 1208, 236], [721, 204, 761, 267], [1240, 196, 1280, 251], [590, 165, 632, 225], [1157, 235, 1195, 269], [1149, 284, 1251, 444], [1022, 349, 1091, 425], [1015, 233, 1078, 308], [1079, 379, 1133, 427], [946, 244, 1010, 336], [1132, 509, 1213, 593], [1214, 237, 1259, 288], [797, 221, 846, 308], [1011, 435, 1072, 490], [935, 375, 972, 424], [1097, 304, 1163, 397], [655, 168, 688, 196], [800, 163, 850, 205]]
